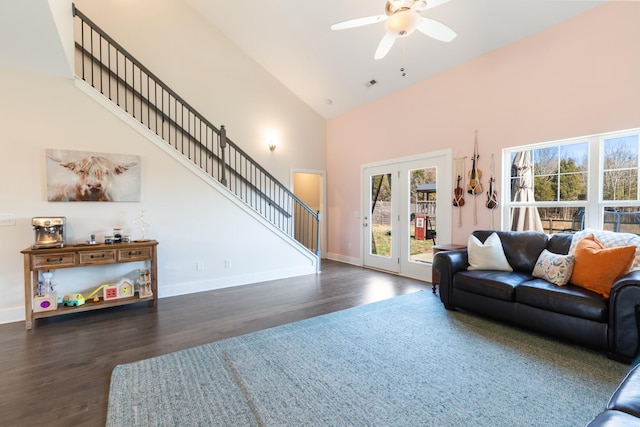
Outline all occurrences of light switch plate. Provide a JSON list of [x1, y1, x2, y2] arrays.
[[0, 214, 16, 226]]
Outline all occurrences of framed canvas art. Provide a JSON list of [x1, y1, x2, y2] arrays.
[[46, 148, 141, 202]]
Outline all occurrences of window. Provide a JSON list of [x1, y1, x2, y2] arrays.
[[504, 128, 640, 235]]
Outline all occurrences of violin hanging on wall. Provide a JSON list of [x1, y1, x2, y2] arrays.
[[486, 176, 498, 209], [453, 175, 465, 207], [453, 156, 467, 228], [486, 153, 499, 229], [486, 153, 498, 210], [467, 131, 482, 195]]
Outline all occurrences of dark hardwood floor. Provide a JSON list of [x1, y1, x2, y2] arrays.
[[0, 260, 432, 427]]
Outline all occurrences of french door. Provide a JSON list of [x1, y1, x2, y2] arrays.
[[362, 151, 452, 281], [364, 164, 399, 273]]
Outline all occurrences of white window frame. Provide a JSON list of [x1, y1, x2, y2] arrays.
[[502, 127, 640, 233]]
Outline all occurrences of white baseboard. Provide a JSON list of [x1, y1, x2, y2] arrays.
[[0, 307, 25, 326], [159, 265, 317, 298], [326, 253, 361, 267]]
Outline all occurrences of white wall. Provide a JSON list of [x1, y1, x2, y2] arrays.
[[0, 0, 326, 324], [73, 0, 326, 185]]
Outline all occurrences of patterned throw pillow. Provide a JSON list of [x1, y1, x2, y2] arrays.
[[467, 232, 513, 271], [532, 249, 575, 286], [570, 229, 640, 271]]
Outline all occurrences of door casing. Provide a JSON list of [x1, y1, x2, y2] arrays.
[[361, 149, 452, 281]]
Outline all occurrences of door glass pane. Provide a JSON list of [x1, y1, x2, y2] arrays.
[[370, 173, 391, 258], [409, 167, 436, 263]]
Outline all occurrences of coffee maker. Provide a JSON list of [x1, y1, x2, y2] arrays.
[[32, 217, 66, 249]]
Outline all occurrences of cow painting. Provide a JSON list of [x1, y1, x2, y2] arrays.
[[46, 149, 141, 202]]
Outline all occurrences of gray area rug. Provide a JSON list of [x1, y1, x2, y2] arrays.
[[106, 291, 628, 426]]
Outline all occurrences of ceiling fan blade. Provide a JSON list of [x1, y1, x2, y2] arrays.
[[331, 14, 387, 31], [374, 32, 397, 60], [416, 17, 457, 42]]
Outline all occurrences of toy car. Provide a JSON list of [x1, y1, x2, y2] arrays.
[[62, 293, 85, 307]]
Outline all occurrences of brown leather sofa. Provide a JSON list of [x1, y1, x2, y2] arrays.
[[433, 230, 640, 363]]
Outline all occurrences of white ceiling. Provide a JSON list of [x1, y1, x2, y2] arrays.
[[184, 0, 605, 119], [0, 0, 606, 119]]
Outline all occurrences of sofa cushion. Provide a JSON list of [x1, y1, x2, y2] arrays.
[[453, 271, 531, 302], [547, 233, 573, 255], [607, 364, 640, 416], [571, 235, 636, 298], [515, 279, 608, 322], [467, 232, 512, 271], [471, 230, 548, 273], [587, 410, 640, 427], [532, 249, 575, 286]]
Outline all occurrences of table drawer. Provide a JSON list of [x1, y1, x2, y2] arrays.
[[118, 247, 152, 262], [32, 253, 76, 269], [78, 250, 116, 265]]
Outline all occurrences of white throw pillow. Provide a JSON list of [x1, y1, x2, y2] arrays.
[[467, 233, 513, 271]]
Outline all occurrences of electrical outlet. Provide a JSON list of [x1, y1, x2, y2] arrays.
[[196, 261, 205, 271], [224, 259, 231, 268], [0, 214, 16, 226]]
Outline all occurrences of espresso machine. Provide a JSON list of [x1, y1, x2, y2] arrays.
[[32, 217, 66, 249]]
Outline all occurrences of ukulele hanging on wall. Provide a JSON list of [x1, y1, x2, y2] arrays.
[[467, 130, 483, 225]]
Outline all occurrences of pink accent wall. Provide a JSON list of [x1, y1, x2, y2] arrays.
[[326, 2, 640, 261]]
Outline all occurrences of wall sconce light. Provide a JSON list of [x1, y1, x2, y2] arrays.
[[268, 141, 277, 152]]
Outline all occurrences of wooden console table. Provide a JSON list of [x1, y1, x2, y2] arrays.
[[431, 243, 466, 293], [21, 240, 158, 330]]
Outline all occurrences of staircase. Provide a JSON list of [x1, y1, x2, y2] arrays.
[[72, 6, 320, 259]]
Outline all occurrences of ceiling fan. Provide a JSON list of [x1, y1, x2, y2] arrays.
[[330, 0, 457, 60]]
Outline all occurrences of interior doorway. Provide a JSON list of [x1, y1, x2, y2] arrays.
[[361, 151, 452, 281], [292, 169, 326, 260]]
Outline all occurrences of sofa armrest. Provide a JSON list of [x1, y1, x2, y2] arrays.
[[433, 250, 468, 309], [608, 270, 640, 362], [606, 363, 640, 416]]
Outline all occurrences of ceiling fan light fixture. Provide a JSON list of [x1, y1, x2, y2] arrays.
[[385, 10, 421, 37]]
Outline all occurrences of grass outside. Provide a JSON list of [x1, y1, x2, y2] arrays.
[[371, 224, 433, 258]]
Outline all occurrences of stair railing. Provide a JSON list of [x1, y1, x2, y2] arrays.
[[72, 5, 320, 257]]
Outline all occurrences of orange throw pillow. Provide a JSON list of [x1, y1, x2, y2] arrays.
[[571, 234, 636, 298]]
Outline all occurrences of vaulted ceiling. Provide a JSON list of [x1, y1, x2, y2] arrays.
[[0, 0, 606, 119], [184, 0, 605, 118]]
